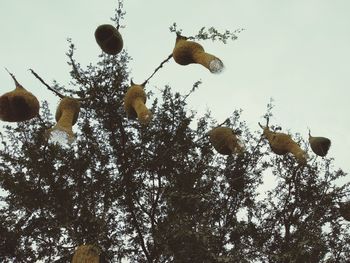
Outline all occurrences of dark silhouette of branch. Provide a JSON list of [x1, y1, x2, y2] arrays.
[[112, 0, 126, 30], [29, 69, 64, 98], [115, 118, 153, 263], [4, 68, 22, 87], [142, 53, 173, 86], [169, 22, 244, 43], [181, 80, 202, 103], [29, 68, 94, 103]]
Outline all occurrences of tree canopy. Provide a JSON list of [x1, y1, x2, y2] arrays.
[[0, 1, 349, 262]]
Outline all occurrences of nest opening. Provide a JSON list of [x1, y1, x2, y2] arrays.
[[209, 58, 224, 73]]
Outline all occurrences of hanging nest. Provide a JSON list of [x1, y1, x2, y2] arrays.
[[0, 73, 39, 122], [72, 245, 100, 263], [124, 82, 152, 125], [339, 201, 350, 221], [308, 131, 331, 157], [266, 132, 294, 155], [259, 121, 307, 165], [172, 34, 224, 73], [208, 127, 244, 155], [55, 97, 80, 125], [47, 97, 80, 144], [95, 24, 123, 55]]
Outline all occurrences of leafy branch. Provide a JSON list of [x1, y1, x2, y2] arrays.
[[169, 22, 245, 43], [112, 0, 126, 30]]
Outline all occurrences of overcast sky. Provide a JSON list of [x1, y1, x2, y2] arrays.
[[1, 0, 349, 184]]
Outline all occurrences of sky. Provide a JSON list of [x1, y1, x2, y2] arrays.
[[0, 0, 350, 247]]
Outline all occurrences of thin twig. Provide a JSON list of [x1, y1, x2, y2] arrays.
[[142, 53, 173, 86], [115, 0, 124, 30], [4, 67, 22, 88], [181, 80, 202, 103], [29, 69, 64, 98], [68, 55, 87, 86], [29, 68, 93, 102]]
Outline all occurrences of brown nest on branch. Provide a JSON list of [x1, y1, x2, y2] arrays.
[[308, 130, 331, 157], [259, 118, 307, 165], [172, 34, 224, 73], [208, 127, 244, 155], [95, 24, 123, 55], [0, 71, 39, 122], [47, 97, 80, 144], [124, 81, 152, 125]]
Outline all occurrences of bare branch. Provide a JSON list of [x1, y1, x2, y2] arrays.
[[142, 53, 173, 86], [181, 80, 202, 103], [4, 68, 22, 87], [29, 69, 64, 98]]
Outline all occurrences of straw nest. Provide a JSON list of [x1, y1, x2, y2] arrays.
[[72, 245, 100, 263], [261, 126, 307, 165], [124, 83, 152, 125], [55, 97, 80, 125], [309, 133, 331, 157], [95, 24, 123, 55], [172, 34, 224, 73], [208, 127, 244, 155], [0, 86, 39, 122]]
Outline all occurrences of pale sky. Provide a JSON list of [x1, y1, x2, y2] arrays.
[[1, 1, 349, 184]]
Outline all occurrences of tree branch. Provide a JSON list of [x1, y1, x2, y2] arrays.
[[29, 69, 64, 98], [142, 53, 173, 86], [115, 118, 153, 263], [5, 68, 22, 87]]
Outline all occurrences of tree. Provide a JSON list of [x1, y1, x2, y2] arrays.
[[1, 1, 349, 262]]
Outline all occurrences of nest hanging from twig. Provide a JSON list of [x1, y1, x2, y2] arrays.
[[124, 82, 152, 125], [172, 34, 224, 73], [308, 131, 331, 157], [0, 75, 39, 122], [259, 121, 307, 165], [95, 24, 123, 55], [48, 97, 80, 144], [208, 127, 244, 155]]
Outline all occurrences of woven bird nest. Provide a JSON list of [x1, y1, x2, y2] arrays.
[[0, 80, 39, 122], [124, 82, 152, 125], [261, 125, 307, 165], [172, 34, 224, 73], [48, 97, 80, 144], [72, 245, 100, 263], [265, 131, 293, 156], [95, 24, 123, 55], [55, 97, 80, 125], [208, 127, 244, 155], [308, 132, 331, 157]]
